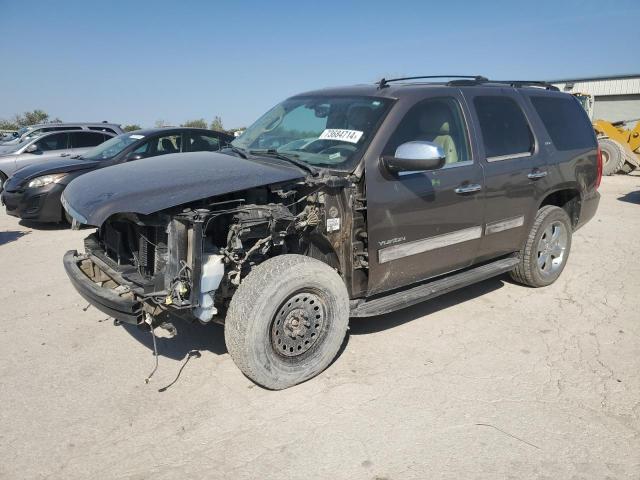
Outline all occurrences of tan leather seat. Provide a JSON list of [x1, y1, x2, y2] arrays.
[[417, 104, 458, 164]]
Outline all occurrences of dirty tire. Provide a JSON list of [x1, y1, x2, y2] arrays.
[[599, 138, 626, 176], [224, 254, 349, 390], [510, 206, 572, 288]]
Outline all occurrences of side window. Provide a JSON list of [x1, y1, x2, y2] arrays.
[[383, 97, 471, 164], [474, 96, 533, 159], [70, 131, 109, 148], [35, 133, 68, 151], [134, 134, 182, 156], [530, 96, 596, 151], [89, 126, 117, 134], [52, 126, 82, 131], [186, 132, 222, 152]]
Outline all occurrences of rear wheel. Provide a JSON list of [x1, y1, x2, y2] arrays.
[[224, 254, 349, 390], [510, 206, 572, 287], [599, 138, 626, 176]]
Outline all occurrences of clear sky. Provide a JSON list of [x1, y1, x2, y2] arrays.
[[1, 0, 638, 129]]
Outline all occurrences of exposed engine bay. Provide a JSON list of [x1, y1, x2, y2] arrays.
[[77, 175, 369, 327]]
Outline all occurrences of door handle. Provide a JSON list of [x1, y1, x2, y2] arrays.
[[454, 183, 482, 194], [527, 170, 548, 180]]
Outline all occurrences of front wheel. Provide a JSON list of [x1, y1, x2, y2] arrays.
[[224, 254, 349, 390], [510, 206, 572, 287]]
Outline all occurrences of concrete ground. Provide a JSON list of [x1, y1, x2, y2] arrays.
[[0, 174, 639, 480]]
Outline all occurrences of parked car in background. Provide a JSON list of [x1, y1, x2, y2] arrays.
[[0, 122, 123, 147], [1, 127, 233, 223], [0, 129, 116, 190]]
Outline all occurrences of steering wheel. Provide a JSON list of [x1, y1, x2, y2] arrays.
[[318, 144, 357, 156]]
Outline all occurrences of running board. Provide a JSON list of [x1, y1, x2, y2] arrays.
[[350, 257, 519, 317]]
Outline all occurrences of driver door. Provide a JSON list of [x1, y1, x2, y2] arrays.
[[365, 94, 486, 295]]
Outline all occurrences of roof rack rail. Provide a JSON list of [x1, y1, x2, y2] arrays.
[[377, 75, 559, 91], [493, 80, 560, 91], [377, 75, 488, 89]]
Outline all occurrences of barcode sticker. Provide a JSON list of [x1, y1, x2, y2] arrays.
[[318, 129, 363, 144]]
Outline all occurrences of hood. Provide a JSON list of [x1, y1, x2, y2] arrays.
[[10, 156, 101, 184], [62, 151, 306, 226]]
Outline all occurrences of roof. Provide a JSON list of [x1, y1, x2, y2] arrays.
[[296, 78, 561, 100], [125, 127, 234, 138]]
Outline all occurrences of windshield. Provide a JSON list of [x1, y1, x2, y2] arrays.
[[81, 133, 144, 161], [232, 95, 392, 170]]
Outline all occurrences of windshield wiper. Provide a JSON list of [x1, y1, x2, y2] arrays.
[[228, 146, 248, 159], [249, 149, 318, 176]]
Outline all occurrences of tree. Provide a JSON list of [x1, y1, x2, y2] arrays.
[[0, 119, 18, 130], [181, 118, 208, 129], [15, 109, 49, 127], [123, 124, 142, 132], [210, 116, 224, 132]]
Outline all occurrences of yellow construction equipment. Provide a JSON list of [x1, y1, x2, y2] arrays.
[[572, 92, 639, 175]]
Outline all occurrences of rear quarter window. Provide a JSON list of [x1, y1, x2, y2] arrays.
[[530, 96, 597, 151]]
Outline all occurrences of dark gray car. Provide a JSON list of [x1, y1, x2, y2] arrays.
[[62, 76, 601, 389], [0, 129, 115, 189]]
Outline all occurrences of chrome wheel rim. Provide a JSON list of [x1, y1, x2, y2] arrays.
[[271, 292, 326, 357], [536, 221, 568, 277]]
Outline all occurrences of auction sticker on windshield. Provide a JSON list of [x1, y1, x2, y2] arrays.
[[318, 129, 363, 144], [129, 134, 145, 139]]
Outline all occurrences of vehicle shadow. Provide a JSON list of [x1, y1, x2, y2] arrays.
[[348, 276, 505, 335], [18, 219, 69, 231], [618, 190, 640, 204], [0, 230, 29, 246], [121, 320, 227, 361]]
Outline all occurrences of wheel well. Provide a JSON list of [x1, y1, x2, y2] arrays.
[[539, 189, 581, 228]]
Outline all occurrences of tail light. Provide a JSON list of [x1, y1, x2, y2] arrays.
[[595, 146, 603, 189]]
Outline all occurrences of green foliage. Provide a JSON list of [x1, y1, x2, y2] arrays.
[[123, 124, 142, 132], [17, 109, 49, 126], [210, 116, 224, 132], [181, 118, 208, 129], [1, 109, 53, 131]]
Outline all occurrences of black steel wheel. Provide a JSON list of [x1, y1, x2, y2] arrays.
[[224, 254, 349, 390]]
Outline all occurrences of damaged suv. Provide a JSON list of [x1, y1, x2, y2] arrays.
[[62, 76, 601, 389]]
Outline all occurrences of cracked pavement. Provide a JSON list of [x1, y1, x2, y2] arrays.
[[1, 174, 639, 479]]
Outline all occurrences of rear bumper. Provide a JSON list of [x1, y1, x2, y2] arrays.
[[575, 190, 600, 231], [1, 183, 65, 223], [63, 250, 143, 324]]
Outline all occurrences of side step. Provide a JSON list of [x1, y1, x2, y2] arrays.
[[350, 257, 519, 317]]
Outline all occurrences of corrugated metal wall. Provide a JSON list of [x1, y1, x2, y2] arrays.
[[551, 77, 640, 124], [553, 78, 640, 96], [593, 95, 640, 123]]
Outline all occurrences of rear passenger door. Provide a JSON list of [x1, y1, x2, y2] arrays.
[[464, 89, 549, 260]]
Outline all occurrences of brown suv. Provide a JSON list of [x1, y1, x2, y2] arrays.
[[61, 76, 601, 389]]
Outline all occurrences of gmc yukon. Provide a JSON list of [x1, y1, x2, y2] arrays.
[[61, 76, 601, 389]]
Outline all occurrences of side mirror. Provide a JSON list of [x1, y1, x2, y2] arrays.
[[382, 141, 446, 174], [125, 152, 145, 161], [25, 143, 39, 153]]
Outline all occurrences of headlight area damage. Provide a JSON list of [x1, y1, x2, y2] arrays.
[[63, 174, 362, 332]]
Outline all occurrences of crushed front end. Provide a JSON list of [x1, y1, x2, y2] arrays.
[[63, 176, 362, 329]]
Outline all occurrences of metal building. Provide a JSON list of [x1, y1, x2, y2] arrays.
[[549, 74, 640, 122]]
